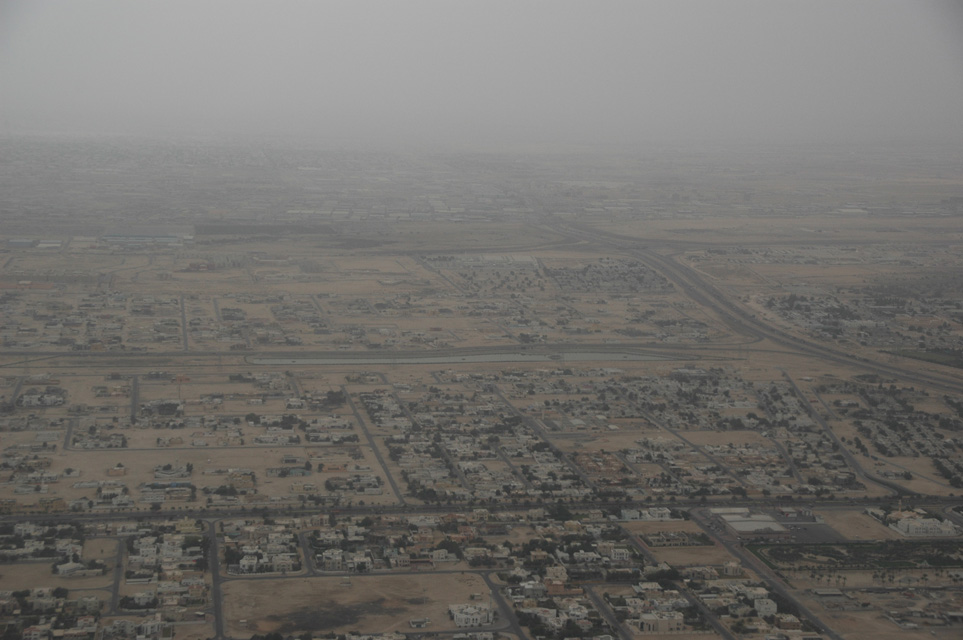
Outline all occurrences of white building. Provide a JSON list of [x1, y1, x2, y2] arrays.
[[754, 598, 777, 617], [449, 603, 494, 627], [892, 517, 959, 537], [638, 611, 684, 633]]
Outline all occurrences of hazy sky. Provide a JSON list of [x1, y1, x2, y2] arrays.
[[2, 0, 962, 147]]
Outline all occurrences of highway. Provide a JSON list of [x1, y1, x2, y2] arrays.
[[3, 221, 962, 640], [558, 222, 963, 395], [5, 493, 960, 526], [780, 369, 917, 497], [0, 340, 771, 363]]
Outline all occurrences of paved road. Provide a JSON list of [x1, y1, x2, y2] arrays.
[[6, 498, 960, 640], [638, 400, 750, 490], [129, 374, 140, 423], [689, 508, 845, 640], [0, 340, 770, 361], [206, 519, 226, 640], [495, 446, 535, 493], [771, 438, 804, 485], [343, 384, 407, 506], [584, 584, 634, 640], [617, 524, 658, 565], [297, 530, 319, 576], [492, 386, 599, 494], [179, 295, 189, 352], [614, 526, 737, 640], [672, 581, 738, 640], [480, 570, 526, 638], [9, 376, 24, 405], [559, 222, 963, 395], [394, 392, 472, 491], [107, 537, 125, 615], [5, 493, 960, 526], [781, 369, 915, 497], [63, 418, 77, 451]]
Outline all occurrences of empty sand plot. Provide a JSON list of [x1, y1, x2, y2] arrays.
[[650, 544, 737, 566], [222, 572, 489, 637], [800, 605, 961, 640], [815, 509, 901, 541], [83, 537, 121, 561], [0, 562, 112, 591]]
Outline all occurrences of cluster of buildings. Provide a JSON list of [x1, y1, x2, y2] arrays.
[[865, 506, 961, 537], [0, 522, 83, 563], [756, 262, 963, 354], [0, 516, 213, 639], [221, 518, 301, 574]]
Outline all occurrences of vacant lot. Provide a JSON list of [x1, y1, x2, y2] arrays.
[[815, 509, 901, 541], [222, 571, 489, 637], [0, 562, 111, 592], [650, 544, 736, 567]]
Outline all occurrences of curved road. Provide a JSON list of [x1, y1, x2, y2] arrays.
[[559, 222, 963, 395]]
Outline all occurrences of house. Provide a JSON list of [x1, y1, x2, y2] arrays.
[[55, 561, 86, 576], [611, 547, 632, 562], [775, 613, 802, 630], [638, 611, 684, 633], [175, 517, 202, 534], [37, 497, 66, 512], [321, 549, 345, 571], [755, 598, 777, 617], [228, 471, 256, 489], [572, 550, 602, 564], [273, 555, 297, 572], [238, 555, 259, 572], [430, 548, 453, 562], [108, 463, 127, 477], [449, 603, 494, 627], [23, 625, 52, 640]]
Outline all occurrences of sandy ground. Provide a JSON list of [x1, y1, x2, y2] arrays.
[[91, 616, 214, 640], [564, 432, 661, 454], [0, 562, 113, 592], [801, 602, 963, 640], [675, 430, 772, 447], [784, 566, 957, 590], [623, 520, 706, 535], [866, 456, 956, 496], [599, 214, 963, 246], [6, 181, 963, 640], [648, 545, 736, 566], [815, 509, 902, 541], [3, 217, 961, 527], [221, 571, 491, 637], [83, 537, 121, 561], [160, 620, 215, 640]]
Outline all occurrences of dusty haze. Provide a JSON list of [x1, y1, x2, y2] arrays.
[[2, 0, 963, 148]]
